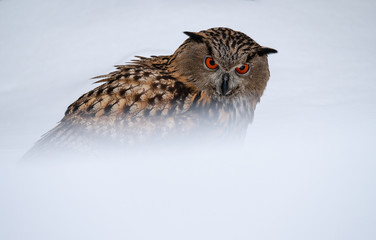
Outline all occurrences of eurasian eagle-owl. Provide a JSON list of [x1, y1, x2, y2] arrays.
[[30, 27, 277, 154]]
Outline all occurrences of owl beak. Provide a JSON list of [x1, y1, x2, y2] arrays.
[[221, 73, 229, 96]]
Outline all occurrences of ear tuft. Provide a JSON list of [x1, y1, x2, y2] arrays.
[[183, 31, 204, 43], [257, 47, 278, 56]]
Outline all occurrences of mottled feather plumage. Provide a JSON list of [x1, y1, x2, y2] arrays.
[[30, 27, 277, 154]]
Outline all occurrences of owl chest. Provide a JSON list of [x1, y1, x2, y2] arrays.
[[172, 98, 254, 139], [91, 103, 250, 143]]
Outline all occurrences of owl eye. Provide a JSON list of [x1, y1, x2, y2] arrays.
[[205, 57, 218, 69], [235, 64, 249, 74]]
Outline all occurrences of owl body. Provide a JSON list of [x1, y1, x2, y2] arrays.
[[30, 28, 276, 154]]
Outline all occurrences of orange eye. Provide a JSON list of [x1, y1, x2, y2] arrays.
[[205, 57, 218, 69], [236, 64, 249, 74]]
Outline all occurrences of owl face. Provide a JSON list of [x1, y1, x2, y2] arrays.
[[172, 28, 277, 103]]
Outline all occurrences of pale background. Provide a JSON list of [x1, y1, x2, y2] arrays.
[[1, 0, 375, 239]]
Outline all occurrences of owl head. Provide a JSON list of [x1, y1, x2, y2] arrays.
[[171, 27, 277, 107]]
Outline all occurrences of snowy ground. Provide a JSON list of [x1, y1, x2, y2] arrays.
[[1, 0, 376, 239]]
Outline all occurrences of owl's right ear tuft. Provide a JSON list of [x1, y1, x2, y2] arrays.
[[184, 31, 204, 43], [257, 47, 278, 56]]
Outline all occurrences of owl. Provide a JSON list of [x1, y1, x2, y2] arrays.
[[28, 27, 277, 155]]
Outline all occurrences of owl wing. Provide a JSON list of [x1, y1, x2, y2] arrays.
[[34, 61, 200, 151]]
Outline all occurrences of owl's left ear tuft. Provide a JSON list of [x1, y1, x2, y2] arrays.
[[184, 31, 204, 43], [257, 47, 278, 56]]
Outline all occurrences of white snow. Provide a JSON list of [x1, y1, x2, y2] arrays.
[[1, 0, 376, 239]]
